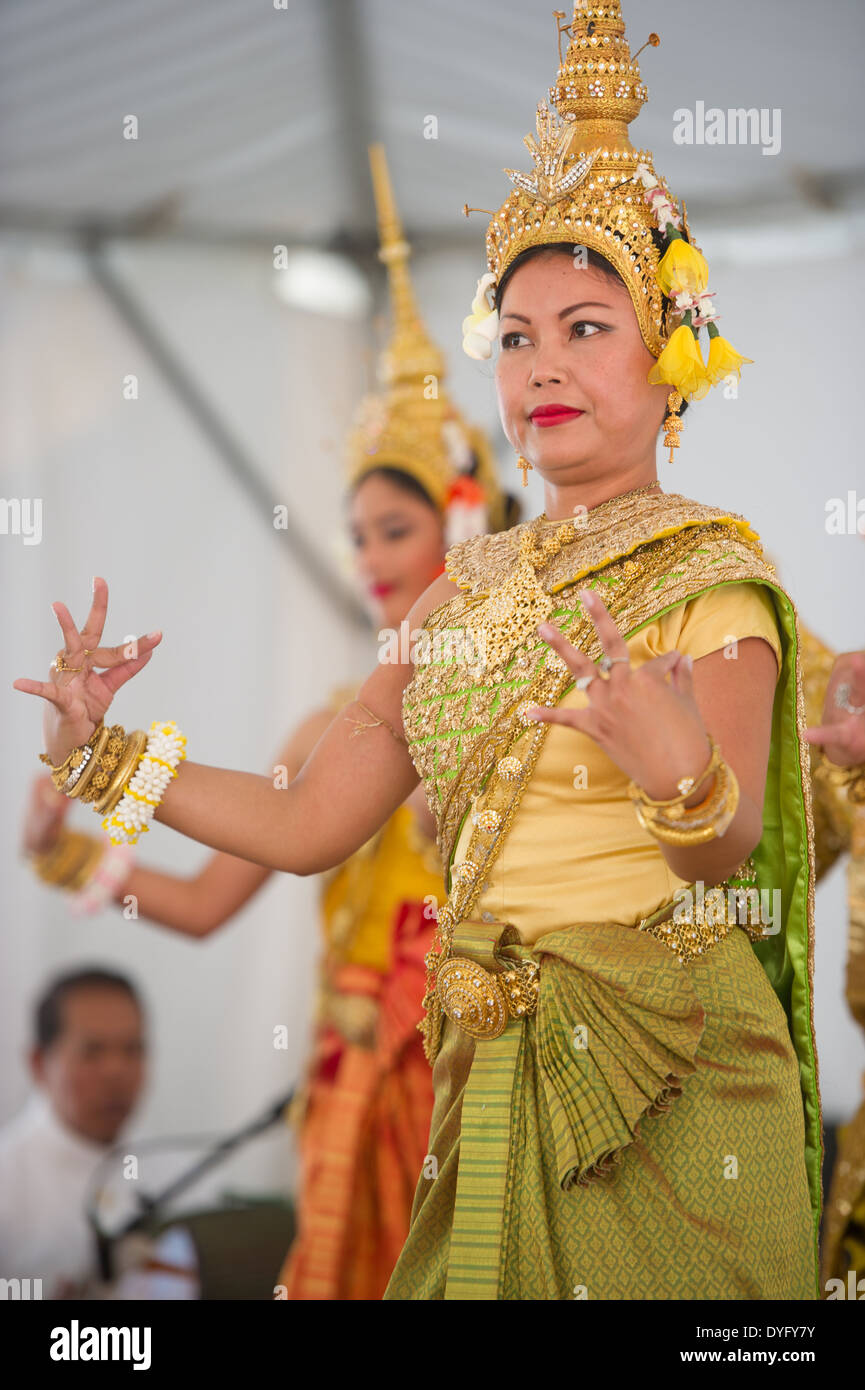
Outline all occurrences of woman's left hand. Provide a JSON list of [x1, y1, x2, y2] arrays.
[[528, 588, 711, 800]]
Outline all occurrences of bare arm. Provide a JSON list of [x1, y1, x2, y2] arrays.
[[115, 708, 336, 935], [14, 572, 462, 879], [657, 637, 777, 883], [153, 670, 419, 875]]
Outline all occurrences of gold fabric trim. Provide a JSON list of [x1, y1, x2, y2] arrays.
[[443, 490, 763, 597]]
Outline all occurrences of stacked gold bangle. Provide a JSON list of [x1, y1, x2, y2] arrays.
[[38, 719, 186, 844], [628, 737, 740, 845], [39, 722, 148, 815], [31, 828, 105, 891]]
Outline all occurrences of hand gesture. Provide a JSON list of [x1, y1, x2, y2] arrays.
[[13, 577, 162, 766], [528, 588, 710, 799], [805, 650, 865, 769]]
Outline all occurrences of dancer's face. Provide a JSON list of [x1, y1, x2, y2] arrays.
[[349, 471, 445, 628], [494, 251, 669, 486]]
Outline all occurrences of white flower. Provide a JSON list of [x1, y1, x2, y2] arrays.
[[462, 271, 499, 360], [653, 198, 676, 225], [635, 162, 658, 190], [470, 272, 496, 316]]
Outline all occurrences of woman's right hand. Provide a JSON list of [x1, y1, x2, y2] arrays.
[[12, 577, 162, 766], [22, 774, 71, 856]]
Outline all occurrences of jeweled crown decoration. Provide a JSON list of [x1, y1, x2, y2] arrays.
[[467, 1, 752, 403], [347, 145, 505, 533]]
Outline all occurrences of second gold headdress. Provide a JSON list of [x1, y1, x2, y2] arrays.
[[348, 145, 507, 540]]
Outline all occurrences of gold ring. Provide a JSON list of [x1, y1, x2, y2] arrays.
[[52, 651, 85, 674]]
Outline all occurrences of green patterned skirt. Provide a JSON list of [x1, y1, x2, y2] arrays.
[[384, 920, 817, 1300]]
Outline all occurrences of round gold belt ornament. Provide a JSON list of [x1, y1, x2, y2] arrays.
[[436, 957, 508, 1040]]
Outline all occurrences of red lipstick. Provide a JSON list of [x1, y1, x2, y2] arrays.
[[530, 403, 585, 428], [370, 582, 395, 598]]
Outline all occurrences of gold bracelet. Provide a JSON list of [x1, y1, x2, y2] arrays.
[[79, 725, 136, 806], [632, 757, 740, 845], [31, 829, 105, 890], [66, 725, 113, 800], [343, 700, 408, 746], [627, 736, 720, 812], [94, 729, 148, 815], [814, 749, 865, 806], [39, 722, 106, 794]]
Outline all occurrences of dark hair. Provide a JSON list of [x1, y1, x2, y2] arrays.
[[351, 463, 522, 534], [494, 243, 690, 426], [350, 465, 437, 510], [34, 968, 143, 1051]]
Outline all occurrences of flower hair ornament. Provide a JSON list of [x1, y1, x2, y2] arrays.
[[462, 272, 499, 361], [460, 2, 753, 456]]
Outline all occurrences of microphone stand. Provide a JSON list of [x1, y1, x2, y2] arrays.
[[88, 1088, 294, 1281]]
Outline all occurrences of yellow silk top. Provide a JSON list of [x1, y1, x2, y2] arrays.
[[451, 582, 783, 946], [320, 802, 442, 973]]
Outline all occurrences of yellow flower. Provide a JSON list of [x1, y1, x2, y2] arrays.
[[656, 239, 709, 297], [704, 334, 754, 387], [647, 325, 711, 401]]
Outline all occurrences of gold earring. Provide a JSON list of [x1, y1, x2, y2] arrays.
[[516, 455, 533, 487], [663, 391, 684, 463]]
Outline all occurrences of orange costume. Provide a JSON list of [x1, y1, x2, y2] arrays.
[[278, 698, 443, 1298]]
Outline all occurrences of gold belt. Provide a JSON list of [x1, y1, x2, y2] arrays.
[[436, 865, 766, 1042], [436, 956, 539, 1040]]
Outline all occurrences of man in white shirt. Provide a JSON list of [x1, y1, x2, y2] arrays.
[[0, 967, 147, 1298]]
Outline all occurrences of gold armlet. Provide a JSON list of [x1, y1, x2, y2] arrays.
[[31, 829, 105, 891], [343, 700, 408, 747]]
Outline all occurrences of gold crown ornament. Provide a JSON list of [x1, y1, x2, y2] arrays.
[[461, 2, 752, 406], [347, 144, 506, 540]]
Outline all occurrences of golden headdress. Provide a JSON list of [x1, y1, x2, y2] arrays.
[[347, 144, 507, 538], [461, 2, 752, 405]]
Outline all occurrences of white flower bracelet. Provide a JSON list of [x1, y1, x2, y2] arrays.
[[102, 720, 187, 845]]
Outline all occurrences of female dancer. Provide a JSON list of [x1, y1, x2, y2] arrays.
[[17, 5, 856, 1299], [21, 146, 508, 1301], [804, 618, 865, 1288]]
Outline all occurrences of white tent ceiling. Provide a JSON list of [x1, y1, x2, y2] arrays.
[[1, 0, 863, 254]]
